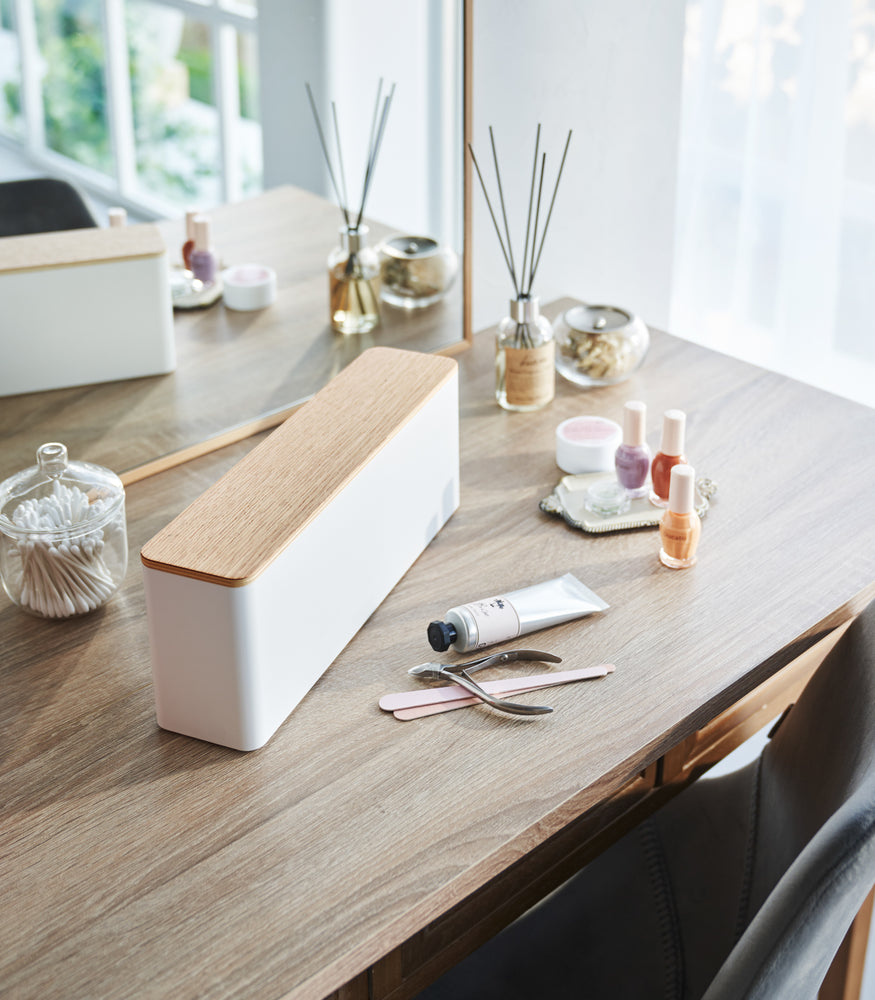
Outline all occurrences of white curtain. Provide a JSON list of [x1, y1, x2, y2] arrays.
[[671, 0, 875, 407]]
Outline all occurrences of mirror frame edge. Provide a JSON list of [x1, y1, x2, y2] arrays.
[[436, 0, 473, 358]]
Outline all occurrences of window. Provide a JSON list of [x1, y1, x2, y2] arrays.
[[0, 0, 262, 215], [671, 0, 875, 407]]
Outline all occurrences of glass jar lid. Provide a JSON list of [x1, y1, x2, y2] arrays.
[[382, 235, 441, 259], [0, 442, 125, 540], [564, 304, 632, 334]]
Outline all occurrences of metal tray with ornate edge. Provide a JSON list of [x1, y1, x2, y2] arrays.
[[540, 472, 717, 534]]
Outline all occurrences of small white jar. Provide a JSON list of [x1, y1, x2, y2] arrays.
[[555, 415, 622, 473]]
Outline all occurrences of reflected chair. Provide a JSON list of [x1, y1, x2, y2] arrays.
[[0, 177, 98, 237], [416, 600, 875, 1000]]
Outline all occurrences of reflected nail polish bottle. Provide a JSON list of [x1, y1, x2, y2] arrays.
[[650, 409, 686, 507], [659, 464, 700, 569], [190, 215, 218, 287], [181, 208, 198, 270], [615, 400, 651, 498]]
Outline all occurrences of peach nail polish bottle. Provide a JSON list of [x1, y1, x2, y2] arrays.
[[659, 464, 700, 569], [650, 409, 686, 507]]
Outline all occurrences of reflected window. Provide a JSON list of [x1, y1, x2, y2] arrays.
[[128, 2, 221, 205], [1, 0, 262, 214], [36, 0, 112, 174], [0, 0, 23, 138]]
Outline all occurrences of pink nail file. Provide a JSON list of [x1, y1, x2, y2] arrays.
[[394, 665, 615, 720], [379, 665, 615, 714]]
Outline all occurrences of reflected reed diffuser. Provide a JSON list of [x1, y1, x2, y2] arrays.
[[470, 125, 572, 411], [306, 80, 395, 334]]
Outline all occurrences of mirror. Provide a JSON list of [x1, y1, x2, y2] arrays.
[[0, 0, 471, 484], [257, 0, 471, 352]]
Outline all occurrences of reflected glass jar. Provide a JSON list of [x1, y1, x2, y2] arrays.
[[0, 443, 127, 618], [328, 225, 381, 334], [377, 236, 458, 308], [554, 304, 650, 387]]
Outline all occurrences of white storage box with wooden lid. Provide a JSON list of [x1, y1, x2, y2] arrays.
[[0, 224, 175, 396], [141, 347, 459, 750]]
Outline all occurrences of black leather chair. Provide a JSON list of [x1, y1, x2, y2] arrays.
[[0, 177, 98, 237], [416, 601, 875, 1000]]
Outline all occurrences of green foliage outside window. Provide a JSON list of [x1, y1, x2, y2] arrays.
[[0, 0, 259, 204], [39, 2, 113, 173]]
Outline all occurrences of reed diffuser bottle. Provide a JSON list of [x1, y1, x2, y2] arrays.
[[470, 124, 572, 411], [328, 225, 380, 334], [496, 296, 554, 411], [306, 79, 394, 335]]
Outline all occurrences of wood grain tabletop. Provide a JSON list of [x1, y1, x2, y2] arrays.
[[2, 302, 873, 999]]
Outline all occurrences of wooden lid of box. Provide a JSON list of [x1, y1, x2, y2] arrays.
[[0, 224, 166, 275], [140, 347, 458, 586]]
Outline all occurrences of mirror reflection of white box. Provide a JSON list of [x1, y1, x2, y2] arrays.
[[141, 347, 460, 751], [0, 225, 175, 396]]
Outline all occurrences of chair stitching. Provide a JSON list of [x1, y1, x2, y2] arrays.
[[640, 818, 687, 1000], [728, 806, 875, 998], [733, 755, 763, 944]]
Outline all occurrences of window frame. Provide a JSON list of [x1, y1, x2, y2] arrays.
[[2, 0, 260, 218]]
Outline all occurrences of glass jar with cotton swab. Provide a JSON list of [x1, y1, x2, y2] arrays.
[[0, 443, 127, 618]]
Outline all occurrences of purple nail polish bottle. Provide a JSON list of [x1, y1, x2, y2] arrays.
[[190, 215, 218, 286], [615, 400, 651, 498]]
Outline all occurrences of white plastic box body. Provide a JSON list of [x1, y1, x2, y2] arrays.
[[0, 225, 175, 395], [141, 348, 459, 751]]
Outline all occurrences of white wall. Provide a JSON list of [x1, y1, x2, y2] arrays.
[[259, 0, 687, 335], [258, 0, 461, 249], [470, 0, 686, 332]]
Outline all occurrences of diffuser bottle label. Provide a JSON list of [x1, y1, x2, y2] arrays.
[[466, 597, 522, 648], [504, 342, 555, 407]]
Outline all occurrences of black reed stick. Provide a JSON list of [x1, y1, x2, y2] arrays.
[[305, 83, 349, 226], [469, 125, 572, 309], [357, 78, 384, 222], [331, 101, 350, 221], [356, 83, 395, 229], [305, 80, 395, 232], [527, 129, 573, 294], [520, 124, 541, 298], [468, 143, 518, 295], [526, 153, 546, 296], [489, 126, 518, 294]]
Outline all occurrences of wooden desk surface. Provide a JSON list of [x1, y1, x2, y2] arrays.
[[2, 305, 874, 999], [0, 186, 465, 483]]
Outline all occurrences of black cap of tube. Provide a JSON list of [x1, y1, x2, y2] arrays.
[[427, 620, 457, 652]]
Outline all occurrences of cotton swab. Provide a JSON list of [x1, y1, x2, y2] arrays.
[[7, 481, 119, 618]]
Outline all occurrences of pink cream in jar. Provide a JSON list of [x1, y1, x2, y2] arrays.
[[555, 415, 623, 474]]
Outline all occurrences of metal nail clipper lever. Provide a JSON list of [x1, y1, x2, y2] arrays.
[[408, 649, 562, 716]]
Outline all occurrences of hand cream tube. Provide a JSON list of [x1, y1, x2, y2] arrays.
[[427, 573, 608, 652]]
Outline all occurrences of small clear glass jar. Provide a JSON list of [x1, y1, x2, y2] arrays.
[[495, 295, 555, 412], [0, 443, 127, 618], [554, 304, 650, 387], [328, 224, 381, 334], [377, 235, 458, 308]]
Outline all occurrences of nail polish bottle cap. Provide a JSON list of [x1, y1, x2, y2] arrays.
[[193, 215, 211, 251], [185, 209, 199, 240], [668, 464, 696, 514], [622, 401, 646, 447], [660, 409, 686, 456]]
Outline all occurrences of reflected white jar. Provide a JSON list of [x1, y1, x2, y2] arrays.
[[378, 235, 458, 308]]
